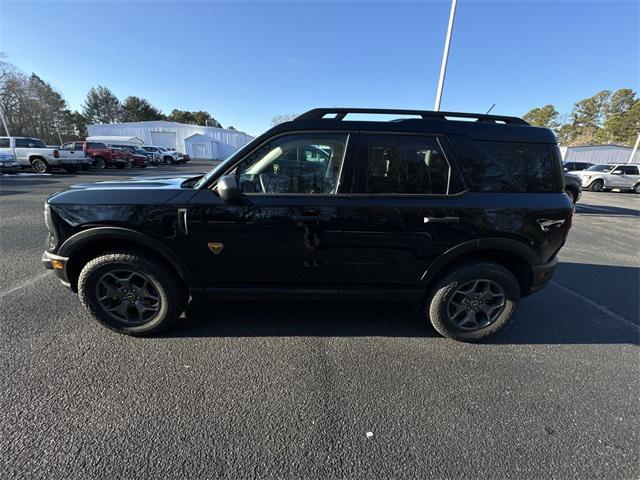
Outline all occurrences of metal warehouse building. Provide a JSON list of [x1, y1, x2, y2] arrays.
[[87, 121, 254, 160], [560, 144, 639, 164]]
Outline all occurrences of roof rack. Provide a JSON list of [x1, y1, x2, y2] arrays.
[[295, 108, 529, 126]]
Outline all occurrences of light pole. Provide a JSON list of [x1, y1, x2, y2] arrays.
[[434, 0, 458, 112], [0, 105, 10, 136], [628, 131, 640, 164]]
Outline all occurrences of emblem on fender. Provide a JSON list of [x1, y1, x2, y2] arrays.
[[207, 242, 224, 254]]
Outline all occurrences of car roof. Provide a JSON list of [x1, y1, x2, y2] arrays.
[[266, 108, 557, 144]]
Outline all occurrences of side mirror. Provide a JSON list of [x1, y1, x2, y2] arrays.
[[611, 170, 622, 175], [217, 175, 243, 204]]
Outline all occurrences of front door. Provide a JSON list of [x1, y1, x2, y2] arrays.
[[187, 131, 352, 299], [339, 133, 475, 301]]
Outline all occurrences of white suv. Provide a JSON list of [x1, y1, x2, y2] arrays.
[[571, 164, 640, 193]]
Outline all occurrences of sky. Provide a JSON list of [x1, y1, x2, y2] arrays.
[[0, 0, 638, 136]]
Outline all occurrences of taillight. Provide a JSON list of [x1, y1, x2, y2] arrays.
[[53, 149, 60, 158]]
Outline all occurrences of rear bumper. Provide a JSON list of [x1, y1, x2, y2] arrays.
[[528, 256, 558, 294], [42, 250, 71, 288]]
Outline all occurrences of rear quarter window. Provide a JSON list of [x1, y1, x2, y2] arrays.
[[447, 135, 560, 193]]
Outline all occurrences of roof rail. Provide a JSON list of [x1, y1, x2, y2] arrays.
[[295, 108, 529, 126]]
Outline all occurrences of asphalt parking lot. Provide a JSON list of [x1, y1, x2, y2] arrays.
[[1, 162, 638, 479]]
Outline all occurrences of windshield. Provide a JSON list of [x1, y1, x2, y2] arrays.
[[193, 152, 241, 189], [586, 164, 614, 172]]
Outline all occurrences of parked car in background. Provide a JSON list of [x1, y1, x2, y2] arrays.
[[61, 141, 130, 170], [563, 161, 594, 172], [42, 107, 573, 341], [1, 136, 86, 173], [108, 145, 149, 168], [141, 146, 182, 164], [570, 164, 640, 193], [564, 173, 582, 204], [0, 151, 21, 173]]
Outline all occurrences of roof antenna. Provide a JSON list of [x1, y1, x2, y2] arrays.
[[485, 103, 496, 115]]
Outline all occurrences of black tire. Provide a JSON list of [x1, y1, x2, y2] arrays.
[[63, 166, 80, 174], [31, 157, 50, 174], [633, 183, 640, 194], [164, 156, 174, 165], [93, 157, 106, 169], [78, 250, 187, 336], [426, 261, 520, 342], [589, 179, 604, 192], [565, 188, 577, 204]]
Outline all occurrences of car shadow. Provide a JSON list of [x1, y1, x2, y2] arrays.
[[575, 203, 639, 217], [162, 262, 639, 345]]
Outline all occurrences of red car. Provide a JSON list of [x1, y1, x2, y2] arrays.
[[110, 145, 149, 168], [62, 141, 132, 169]]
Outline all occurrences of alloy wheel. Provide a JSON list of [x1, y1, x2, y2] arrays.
[[446, 279, 506, 331], [95, 269, 161, 325]]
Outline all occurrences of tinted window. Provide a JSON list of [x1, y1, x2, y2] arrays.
[[0, 138, 9, 148], [16, 138, 46, 148], [355, 134, 452, 194], [449, 136, 558, 192], [234, 133, 348, 194], [624, 166, 639, 175], [586, 164, 614, 172]]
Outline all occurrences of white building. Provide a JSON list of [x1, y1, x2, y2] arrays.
[[560, 144, 639, 165], [87, 121, 254, 160]]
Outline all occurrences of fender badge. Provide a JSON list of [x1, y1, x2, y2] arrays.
[[207, 242, 224, 254]]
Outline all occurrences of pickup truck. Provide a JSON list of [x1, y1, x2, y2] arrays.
[[1, 136, 87, 173], [61, 141, 132, 169]]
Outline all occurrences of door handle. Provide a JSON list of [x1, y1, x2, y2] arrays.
[[423, 216, 460, 224], [178, 208, 188, 234]]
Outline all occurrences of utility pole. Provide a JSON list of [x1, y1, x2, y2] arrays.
[[434, 0, 458, 111], [628, 131, 640, 164]]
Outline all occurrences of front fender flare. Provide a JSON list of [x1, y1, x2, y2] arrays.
[[58, 226, 193, 283]]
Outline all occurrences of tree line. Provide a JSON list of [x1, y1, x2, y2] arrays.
[[523, 89, 639, 146], [0, 57, 231, 145]]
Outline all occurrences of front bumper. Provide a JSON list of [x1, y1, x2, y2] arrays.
[[42, 250, 71, 288], [528, 256, 558, 294]]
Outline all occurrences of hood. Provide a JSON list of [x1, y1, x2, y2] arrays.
[[47, 173, 206, 205]]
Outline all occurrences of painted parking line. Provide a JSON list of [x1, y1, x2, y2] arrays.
[[550, 280, 639, 331], [0, 272, 52, 300]]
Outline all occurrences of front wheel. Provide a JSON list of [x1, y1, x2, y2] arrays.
[[164, 156, 174, 165], [426, 262, 520, 342], [31, 158, 50, 174], [589, 179, 604, 192], [78, 250, 187, 336], [93, 157, 106, 169]]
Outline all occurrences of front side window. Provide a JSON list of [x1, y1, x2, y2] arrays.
[[234, 133, 348, 194], [356, 134, 451, 195]]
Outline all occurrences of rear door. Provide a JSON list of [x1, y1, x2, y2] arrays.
[[339, 132, 472, 301], [623, 165, 639, 188]]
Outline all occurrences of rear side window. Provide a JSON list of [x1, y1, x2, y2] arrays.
[[0, 138, 10, 148], [355, 134, 456, 195], [448, 136, 560, 192], [623, 166, 638, 175]]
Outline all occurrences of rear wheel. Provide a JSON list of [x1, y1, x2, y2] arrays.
[[164, 156, 174, 165], [633, 183, 640, 194], [78, 250, 187, 336], [31, 157, 50, 174], [426, 262, 520, 342], [93, 157, 106, 169], [589, 179, 604, 192], [565, 188, 577, 204]]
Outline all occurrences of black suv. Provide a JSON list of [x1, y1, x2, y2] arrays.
[[42, 108, 572, 341]]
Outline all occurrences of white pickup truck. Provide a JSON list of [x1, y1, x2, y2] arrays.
[[0, 136, 89, 173]]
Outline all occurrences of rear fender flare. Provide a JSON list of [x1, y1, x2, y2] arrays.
[[419, 237, 540, 287]]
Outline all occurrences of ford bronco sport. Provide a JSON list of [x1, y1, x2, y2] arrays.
[[42, 108, 572, 341]]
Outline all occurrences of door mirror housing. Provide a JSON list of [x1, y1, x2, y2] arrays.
[[217, 175, 243, 204]]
